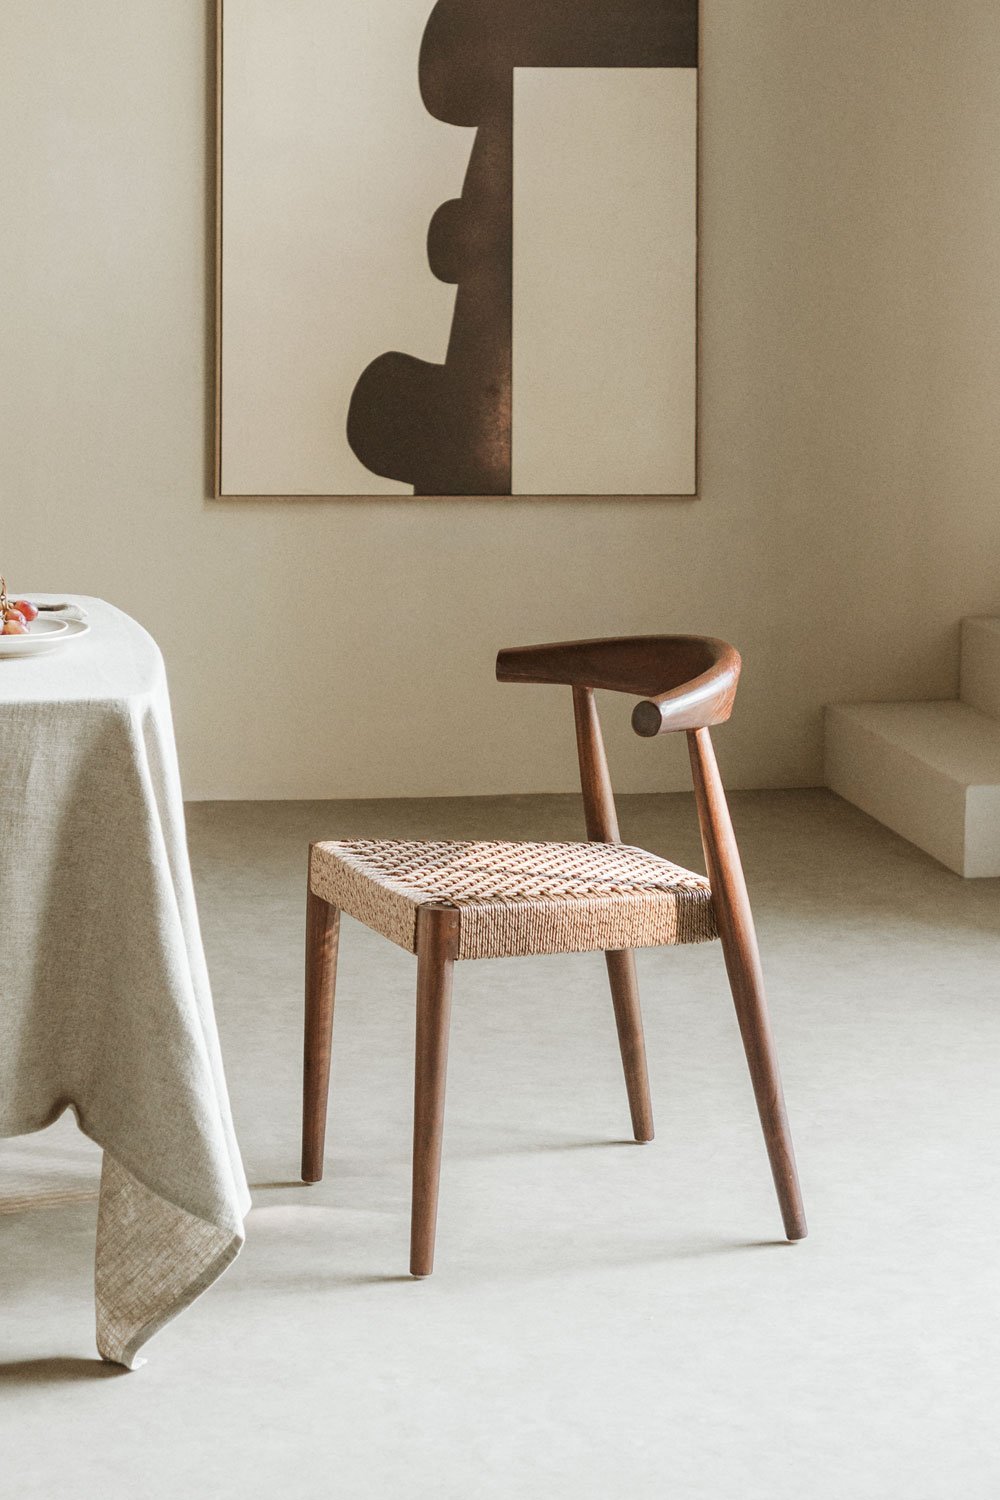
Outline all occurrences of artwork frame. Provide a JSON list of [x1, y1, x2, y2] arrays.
[[214, 0, 700, 501]]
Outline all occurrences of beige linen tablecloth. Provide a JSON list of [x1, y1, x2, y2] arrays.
[[0, 597, 249, 1367]]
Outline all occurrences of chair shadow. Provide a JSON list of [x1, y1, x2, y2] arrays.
[[449, 1138, 644, 1160], [515, 1138, 641, 1152], [251, 1144, 657, 1193], [344, 1274, 415, 1286], [252, 1146, 641, 1189], [0, 1357, 126, 1386]]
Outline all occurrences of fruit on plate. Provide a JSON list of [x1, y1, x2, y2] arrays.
[[0, 577, 40, 632]]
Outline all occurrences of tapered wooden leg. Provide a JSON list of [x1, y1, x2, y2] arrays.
[[605, 950, 654, 1142], [301, 880, 340, 1183], [410, 905, 460, 1278], [688, 729, 807, 1241], [571, 687, 656, 1144]]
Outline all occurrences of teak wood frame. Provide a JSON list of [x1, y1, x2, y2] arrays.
[[302, 636, 806, 1276], [212, 0, 701, 501]]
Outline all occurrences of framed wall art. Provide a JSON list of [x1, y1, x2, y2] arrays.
[[215, 0, 698, 498]]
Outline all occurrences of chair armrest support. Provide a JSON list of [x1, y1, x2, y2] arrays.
[[630, 643, 741, 736], [496, 635, 741, 735]]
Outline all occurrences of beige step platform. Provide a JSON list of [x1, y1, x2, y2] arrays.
[[825, 699, 1000, 877]]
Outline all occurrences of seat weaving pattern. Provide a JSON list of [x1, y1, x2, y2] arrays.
[[310, 839, 716, 960]]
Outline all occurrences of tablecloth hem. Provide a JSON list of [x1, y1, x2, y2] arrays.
[[94, 1153, 247, 1370], [97, 1224, 245, 1371]]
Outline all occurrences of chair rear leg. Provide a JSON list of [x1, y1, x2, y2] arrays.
[[688, 728, 807, 1241], [410, 905, 460, 1277], [605, 950, 654, 1142], [302, 884, 340, 1183], [570, 688, 655, 1145], [715, 910, 806, 1240]]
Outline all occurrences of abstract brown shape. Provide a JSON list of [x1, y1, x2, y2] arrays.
[[347, 0, 698, 496]]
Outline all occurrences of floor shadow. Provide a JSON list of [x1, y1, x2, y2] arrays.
[[349, 1274, 415, 1286], [738, 1240, 800, 1251], [576, 1239, 800, 1269], [445, 1137, 646, 1160], [0, 1187, 99, 1215], [240, 1269, 423, 1291], [347, 0, 697, 494], [250, 1242, 798, 1291], [0, 1357, 126, 1386]]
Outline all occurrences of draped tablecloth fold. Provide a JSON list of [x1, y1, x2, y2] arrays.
[[0, 597, 250, 1367]]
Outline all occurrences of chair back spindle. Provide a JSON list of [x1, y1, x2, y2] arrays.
[[497, 634, 743, 829], [572, 685, 621, 845]]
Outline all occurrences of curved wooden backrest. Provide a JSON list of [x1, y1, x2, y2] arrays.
[[495, 635, 741, 735], [493, 633, 806, 1239]]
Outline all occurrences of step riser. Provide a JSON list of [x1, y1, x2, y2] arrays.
[[825, 707, 973, 875], [825, 618, 1000, 878], [965, 785, 1000, 878], [960, 617, 1000, 720]]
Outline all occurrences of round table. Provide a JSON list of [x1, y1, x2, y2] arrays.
[[0, 597, 249, 1367]]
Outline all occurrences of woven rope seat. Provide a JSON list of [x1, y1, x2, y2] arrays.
[[310, 838, 717, 961]]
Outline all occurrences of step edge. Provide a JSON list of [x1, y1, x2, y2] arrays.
[[825, 700, 1000, 789]]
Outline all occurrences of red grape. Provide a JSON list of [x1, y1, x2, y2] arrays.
[[14, 600, 38, 622]]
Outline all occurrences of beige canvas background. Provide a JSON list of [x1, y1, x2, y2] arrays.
[[512, 68, 697, 496], [219, 0, 472, 496], [2, 0, 1000, 800], [220, 24, 697, 500]]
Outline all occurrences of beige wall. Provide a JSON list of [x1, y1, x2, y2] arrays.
[[3, 1, 1000, 800]]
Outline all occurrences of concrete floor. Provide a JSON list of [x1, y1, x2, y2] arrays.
[[2, 790, 999, 1498]]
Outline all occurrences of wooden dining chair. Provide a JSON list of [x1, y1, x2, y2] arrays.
[[301, 636, 806, 1275]]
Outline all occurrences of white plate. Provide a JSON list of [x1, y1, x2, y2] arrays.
[[0, 615, 86, 658]]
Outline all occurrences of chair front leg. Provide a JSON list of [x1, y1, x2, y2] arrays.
[[302, 880, 341, 1183], [410, 904, 461, 1277], [605, 950, 654, 1142], [687, 728, 807, 1241]]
